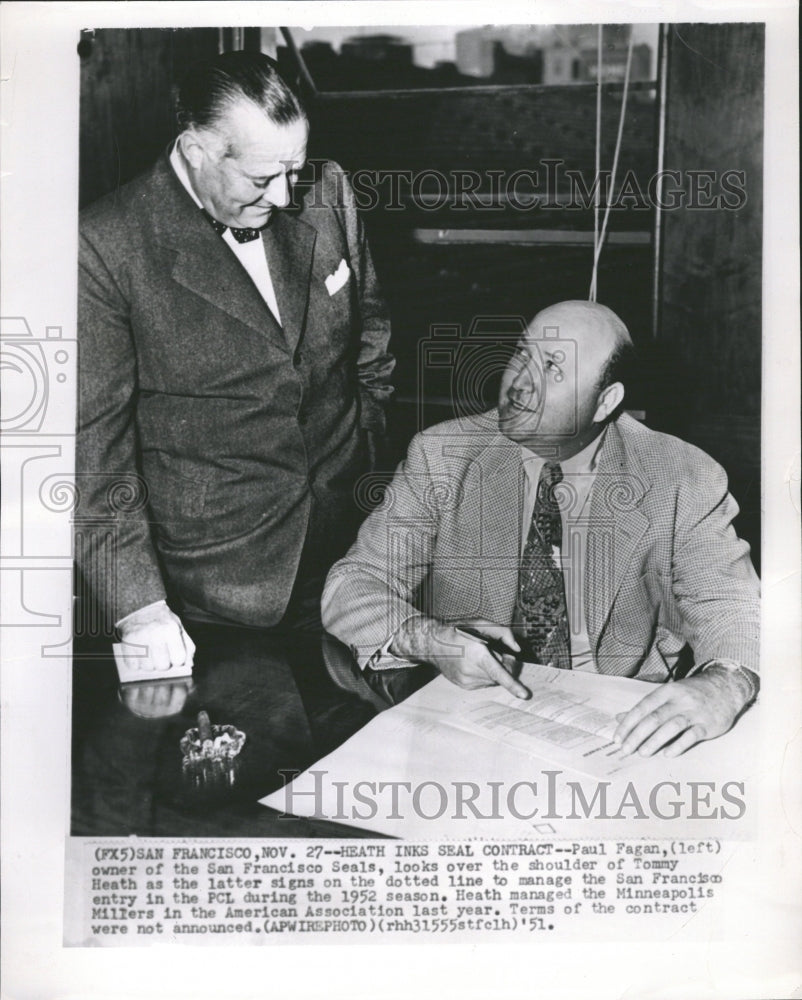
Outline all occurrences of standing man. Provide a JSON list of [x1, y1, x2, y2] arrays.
[[77, 52, 394, 673], [322, 301, 760, 757]]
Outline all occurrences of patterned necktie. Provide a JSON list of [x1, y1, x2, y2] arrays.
[[202, 210, 262, 244], [514, 461, 572, 669]]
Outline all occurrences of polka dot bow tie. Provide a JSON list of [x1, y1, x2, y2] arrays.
[[202, 209, 262, 244]]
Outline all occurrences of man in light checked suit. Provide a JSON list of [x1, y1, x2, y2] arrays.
[[322, 301, 760, 758]]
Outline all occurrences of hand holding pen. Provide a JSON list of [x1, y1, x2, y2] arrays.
[[454, 622, 532, 700], [389, 616, 531, 698]]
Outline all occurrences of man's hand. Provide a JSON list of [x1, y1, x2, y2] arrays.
[[390, 616, 529, 699], [614, 666, 754, 757], [114, 601, 195, 681]]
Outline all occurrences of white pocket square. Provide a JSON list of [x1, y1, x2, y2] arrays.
[[325, 259, 351, 296]]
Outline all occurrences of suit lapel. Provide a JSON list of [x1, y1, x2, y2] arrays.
[[149, 157, 289, 352], [585, 419, 651, 658], [170, 241, 289, 350], [261, 210, 317, 353]]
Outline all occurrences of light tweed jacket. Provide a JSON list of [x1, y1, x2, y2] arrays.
[[322, 411, 760, 679]]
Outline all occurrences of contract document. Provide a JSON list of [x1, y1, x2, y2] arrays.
[[447, 662, 653, 778]]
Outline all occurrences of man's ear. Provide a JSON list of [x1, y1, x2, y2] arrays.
[[592, 381, 625, 423], [178, 129, 205, 170]]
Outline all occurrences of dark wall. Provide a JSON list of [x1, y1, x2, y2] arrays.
[[656, 23, 763, 565], [79, 28, 219, 208], [307, 84, 658, 449], [308, 84, 656, 179]]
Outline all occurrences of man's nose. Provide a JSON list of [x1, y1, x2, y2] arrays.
[[264, 173, 290, 208], [510, 361, 535, 396]]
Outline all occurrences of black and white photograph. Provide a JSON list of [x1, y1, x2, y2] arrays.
[[1, 2, 799, 998]]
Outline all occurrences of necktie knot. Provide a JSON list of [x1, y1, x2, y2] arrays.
[[541, 460, 563, 492], [202, 210, 262, 243]]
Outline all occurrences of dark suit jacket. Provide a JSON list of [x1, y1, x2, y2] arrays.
[[322, 412, 760, 679], [77, 155, 394, 627]]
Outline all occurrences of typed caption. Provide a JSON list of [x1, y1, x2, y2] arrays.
[[66, 836, 731, 945]]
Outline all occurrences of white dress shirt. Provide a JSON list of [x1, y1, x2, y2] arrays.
[[169, 143, 282, 325]]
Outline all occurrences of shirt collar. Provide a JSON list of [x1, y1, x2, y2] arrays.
[[169, 140, 204, 210]]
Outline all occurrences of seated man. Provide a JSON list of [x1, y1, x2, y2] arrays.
[[322, 300, 760, 758]]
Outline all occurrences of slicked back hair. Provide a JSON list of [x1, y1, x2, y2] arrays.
[[176, 51, 305, 135]]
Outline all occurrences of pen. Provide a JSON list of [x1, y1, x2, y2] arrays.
[[454, 625, 532, 700], [455, 626, 553, 671], [454, 625, 523, 663]]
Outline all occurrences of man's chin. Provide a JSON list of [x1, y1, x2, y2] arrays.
[[498, 416, 573, 453], [498, 409, 538, 439], [241, 210, 272, 228]]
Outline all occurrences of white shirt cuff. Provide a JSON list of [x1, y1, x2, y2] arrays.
[[364, 615, 425, 672], [115, 599, 168, 631]]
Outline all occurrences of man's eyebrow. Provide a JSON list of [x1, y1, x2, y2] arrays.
[[245, 159, 305, 181], [542, 349, 562, 363]]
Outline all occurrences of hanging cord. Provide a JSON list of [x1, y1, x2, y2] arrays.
[[592, 25, 602, 300], [588, 31, 635, 302], [280, 27, 319, 100]]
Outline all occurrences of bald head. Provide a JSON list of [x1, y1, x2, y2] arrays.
[[530, 300, 632, 358], [497, 301, 633, 458]]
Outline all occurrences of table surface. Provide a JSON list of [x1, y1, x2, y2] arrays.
[[71, 624, 380, 838], [72, 626, 760, 841]]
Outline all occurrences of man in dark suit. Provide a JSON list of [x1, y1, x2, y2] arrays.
[[323, 301, 759, 757], [77, 52, 394, 675]]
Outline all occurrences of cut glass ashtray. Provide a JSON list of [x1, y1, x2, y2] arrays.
[[180, 711, 246, 763]]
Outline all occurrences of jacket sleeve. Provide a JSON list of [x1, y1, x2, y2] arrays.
[[671, 458, 760, 672], [322, 431, 440, 668], [75, 224, 167, 627], [329, 162, 394, 434]]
